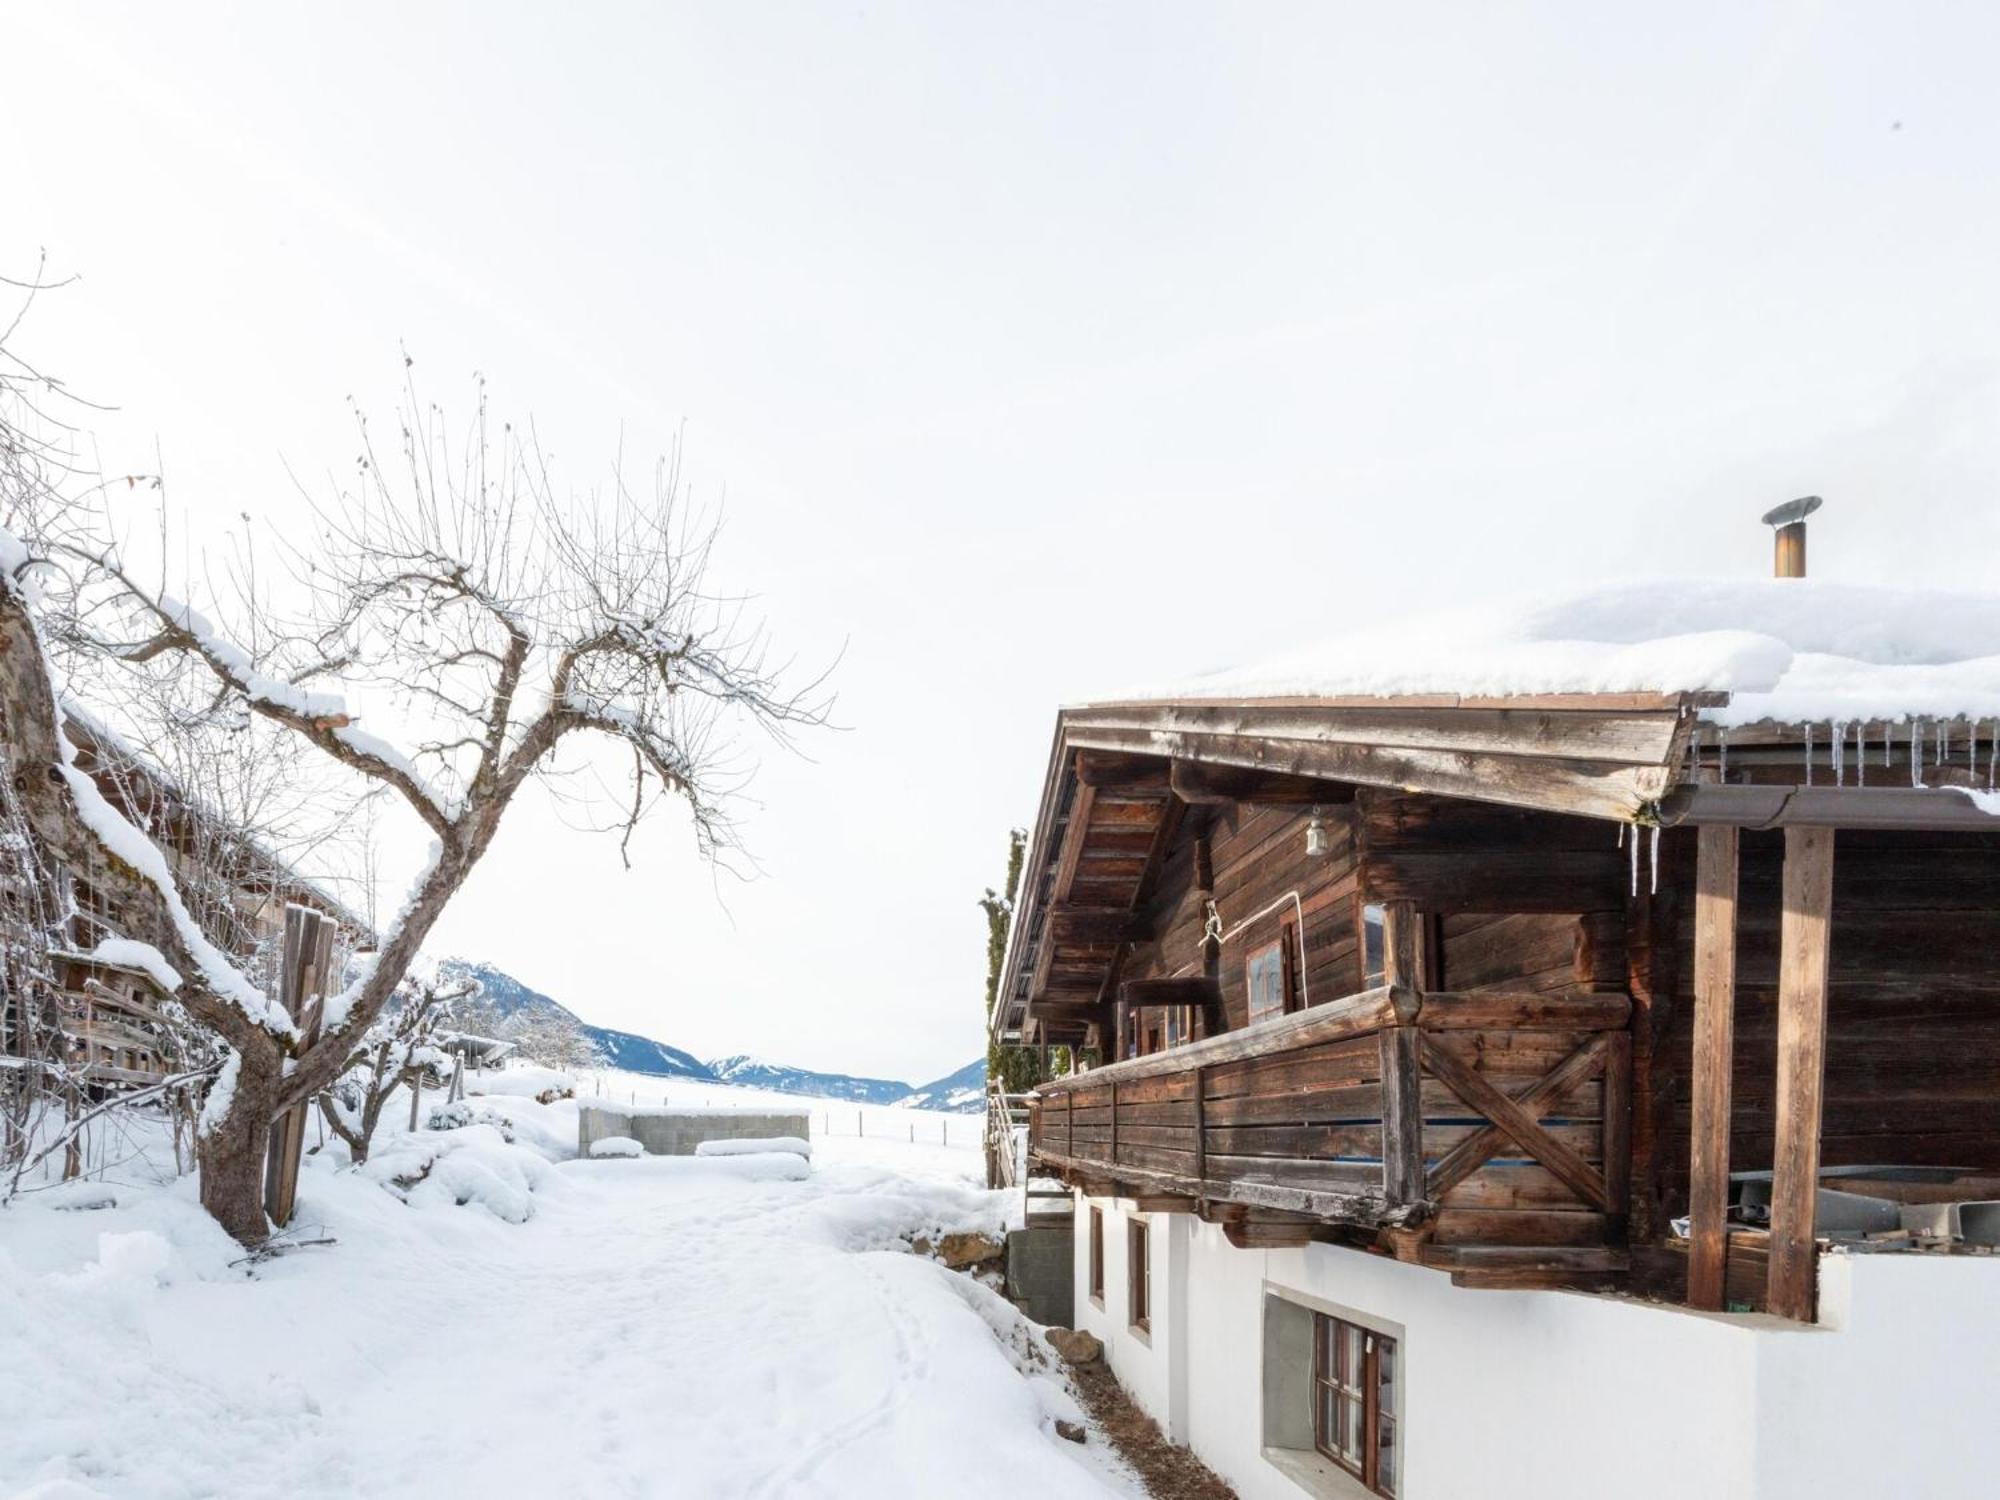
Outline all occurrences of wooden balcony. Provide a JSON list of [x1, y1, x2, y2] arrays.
[[1029, 983, 1633, 1274]]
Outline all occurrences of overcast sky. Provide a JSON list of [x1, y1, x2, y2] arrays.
[[6, 3, 2000, 1082]]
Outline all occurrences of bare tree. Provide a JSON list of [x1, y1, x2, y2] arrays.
[[502, 1007, 604, 1072], [2, 376, 829, 1241], [317, 971, 465, 1165]]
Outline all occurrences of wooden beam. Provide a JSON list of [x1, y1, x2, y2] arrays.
[[1119, 976, 1222, 1010], [1169, 759, 1353, 806], [1379, 1026, 1424, 1208], [1768, 825, 1835, 1322], [1038, 985, 1400, 1092], [1074, 749, 1171, 791], [1423, 1032, 1616, 1201], [1420, 1035, 1612, 1211], [1688, 824, 1740, 1311], [1129, 1195, 1197, 1213], [1047, 905, 1150, 945]]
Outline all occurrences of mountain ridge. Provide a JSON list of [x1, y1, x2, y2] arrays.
[[438, 958, 984, 1111]]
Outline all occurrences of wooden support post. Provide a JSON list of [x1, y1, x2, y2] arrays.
[[1382, 899, 1420, 995], [1379, 1026, 1424, 1207], [1688, 824, 1740, 1310], [1768, 826, 1834, 1322]]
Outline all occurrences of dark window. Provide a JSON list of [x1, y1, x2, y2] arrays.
[[1088, 1206, 1104, 1302], [1313, 1312, 1398, 1497], [1128, 1218, 1150, 1332]]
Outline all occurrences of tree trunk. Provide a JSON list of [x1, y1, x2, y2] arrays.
[[197, 1059, 280, 1244]]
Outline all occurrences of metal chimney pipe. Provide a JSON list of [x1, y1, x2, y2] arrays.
[[1761, 496, 1822, 578]]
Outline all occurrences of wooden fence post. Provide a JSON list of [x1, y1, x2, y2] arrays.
[[264, 905, 332, 1229]]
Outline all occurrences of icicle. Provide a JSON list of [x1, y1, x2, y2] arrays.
[[1882, 722, 1890, 768], [1629, 826, 1639, 896], [1940, 720, 1949, 766], [1617, 822, 1626, 847], [1831, 722, 1844, 786], [1719, 728, 1729, 781], [1972, 722, 1981, 780], [1854, 721, 1865, 787], [1990, 720, 1997, 791], [1912, 720, 1924, 788], [1649, 825, 1661, 895], [1803, 723, 1813, 786]]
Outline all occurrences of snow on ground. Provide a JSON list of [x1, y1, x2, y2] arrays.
[[1, 1066, 1136, 1500]]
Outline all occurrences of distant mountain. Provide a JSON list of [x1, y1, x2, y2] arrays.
[[894, 1058, 987, 1113], [439, 958, 986, 1110], [439, 959, 713, 1081], [708, 1054, 912, 1104]]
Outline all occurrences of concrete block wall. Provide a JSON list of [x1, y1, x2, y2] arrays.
[[578, 1105, 810, 1157]]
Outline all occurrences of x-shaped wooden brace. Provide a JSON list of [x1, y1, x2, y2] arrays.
[[1421, 1031, 1616, 1211]]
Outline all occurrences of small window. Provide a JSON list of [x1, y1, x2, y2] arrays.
[[1314, 1313, 1398, 1497], [1360, 903, 1387, 987], [1088, 1206, 1105, 1304], [1128, 1217, 1151, 1333], [1247, 940, 1286, 1025]]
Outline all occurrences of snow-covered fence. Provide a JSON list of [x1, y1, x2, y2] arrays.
[[577, 1103, 810, 1157], [811, 1109, 973, 1147]]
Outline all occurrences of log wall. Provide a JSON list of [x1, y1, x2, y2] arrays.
[[1661, 827, 2000, 1205]]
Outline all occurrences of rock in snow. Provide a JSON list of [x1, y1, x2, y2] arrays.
[[588, 1135, 645, 1158]]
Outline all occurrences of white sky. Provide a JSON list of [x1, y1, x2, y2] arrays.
[[6, 3, 2000, 1082]]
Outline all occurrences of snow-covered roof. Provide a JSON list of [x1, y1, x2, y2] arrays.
[[1086, 579, 2000, 729]]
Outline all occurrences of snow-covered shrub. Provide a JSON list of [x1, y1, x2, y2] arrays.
[[361, 1126, 552, 1223], [588, 1135, 644, 1159], [425, 1100, 515, 1142]]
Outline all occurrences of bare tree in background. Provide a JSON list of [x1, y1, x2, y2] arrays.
[[2, 368, 830, 1241], [318, 971, 468, 1166]]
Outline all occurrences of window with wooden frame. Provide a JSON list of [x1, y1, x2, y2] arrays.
[[1313, 1312, 1398, 1497], [1128, 1217, 1150, 1333], [1246, 916, 1301, 1026], [1088, 1205, 1104, 1304]]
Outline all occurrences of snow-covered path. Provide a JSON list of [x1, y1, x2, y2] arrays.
[[3, 1109, 1134, 1500]]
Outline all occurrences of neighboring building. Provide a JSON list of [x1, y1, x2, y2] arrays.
[[992, 511, 2000, 1499], [1, 710, 367, 1094]]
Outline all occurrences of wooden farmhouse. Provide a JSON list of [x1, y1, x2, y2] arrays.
[[989, 509, 2000, 1500]]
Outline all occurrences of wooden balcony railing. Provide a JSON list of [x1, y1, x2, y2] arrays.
[[1029, 984, 1632, 1252]]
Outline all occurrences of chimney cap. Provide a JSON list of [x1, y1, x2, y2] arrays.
[[1761, 495, 1823, 529]]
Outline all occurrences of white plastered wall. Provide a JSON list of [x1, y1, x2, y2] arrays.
[[1071, 1194, 2000, 1500]]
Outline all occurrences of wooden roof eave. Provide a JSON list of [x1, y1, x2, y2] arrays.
[[1059, 695, 1705, 826], [998, 691, 1710, 1048], [991, 721, 1073, 1045]]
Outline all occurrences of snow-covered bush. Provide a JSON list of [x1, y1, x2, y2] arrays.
[[425, 1100, 516, 1142]]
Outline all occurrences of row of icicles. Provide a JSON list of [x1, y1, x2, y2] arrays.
[[1620, 717, 2000, 896], [1684, 717, 2000, 791]]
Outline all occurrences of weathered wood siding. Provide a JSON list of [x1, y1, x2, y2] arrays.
[[1120, 801, 1362, 1032], [1662, 827, 2000, 1197]]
